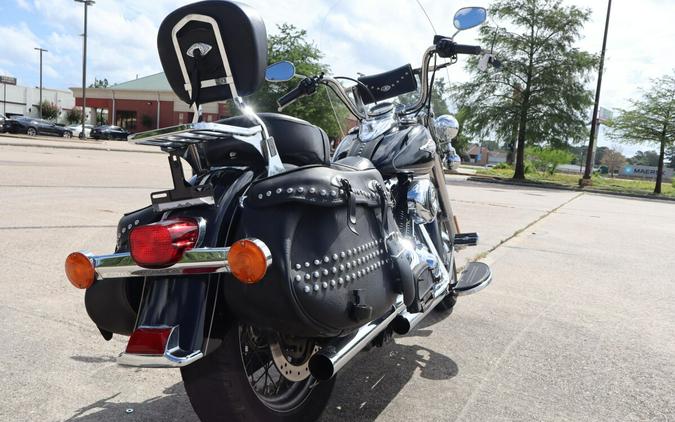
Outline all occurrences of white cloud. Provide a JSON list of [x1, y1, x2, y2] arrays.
[[15, 0, 32, 11]]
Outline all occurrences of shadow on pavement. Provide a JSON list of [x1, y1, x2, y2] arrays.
[[321, 317, 458, 421], [66, 310, 457, 422], [65, 383, 197, 421]]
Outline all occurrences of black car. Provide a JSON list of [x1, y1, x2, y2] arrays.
[[2, 116, 73, 138], [90, 125, 129, 140]]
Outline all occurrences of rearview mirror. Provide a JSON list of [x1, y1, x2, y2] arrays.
[[453, 7, 487, 31], [265, 61, 296, 82]]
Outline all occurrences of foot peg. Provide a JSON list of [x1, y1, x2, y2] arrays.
[[453, 262, 492, 296], [454, 232, 479, 247]]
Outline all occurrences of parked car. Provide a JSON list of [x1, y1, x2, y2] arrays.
[[67, 124, 94, 139], [0, 114, 6, 133], [2, 116, 72, 138], [90, 125, 129, 140]]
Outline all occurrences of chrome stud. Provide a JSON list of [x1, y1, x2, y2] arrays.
[[330, 279, 336, 287], [258, 194, 263, 199], [323, 256, 330, 263], [345, 275, 351, 282], [331, 267, 338, 274], [352, 272, 357, 280], [313, 284, 320, 291], [322, 282, 328, 289], [305, 274, 311, 280], [346, 263, 352, 270], [309, 187, 316, 194], [347, 250, 353, 257], [276, 188, 283, 194], [305, 262, 311, 268], [339, 264, 345, 271], [314, 259, 321, 265], [287, 187, 294, 194], [295, 264, 302, 270], [330, 190, 337, 197], [313, 271, 320, 279], [127, 224, 132, 230], [332, 253, 339, 261], [320, 189, 327, 196], [121, 228, 126, 233], [357, 258, 362, 265], [266, 191, 272, 197], [304, 286, 311, 293], [294, 275, 302, 282], [322, 269, 329, 276], [338, 277, 344, 285], [297, 187, 305, 193], [340, 251, 346, 259]]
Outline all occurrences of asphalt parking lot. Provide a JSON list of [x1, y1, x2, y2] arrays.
[[0, 137, 673, 422]]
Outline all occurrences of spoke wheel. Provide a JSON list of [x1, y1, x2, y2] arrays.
[[239, 325, 317, 412]]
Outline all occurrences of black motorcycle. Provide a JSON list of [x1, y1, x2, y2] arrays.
[[64, 2, 492, 421]]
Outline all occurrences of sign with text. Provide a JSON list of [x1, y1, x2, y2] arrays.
[[621, 165, 673, 182], [0, 75, 17, 85]]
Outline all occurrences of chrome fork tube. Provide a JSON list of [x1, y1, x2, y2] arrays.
[[431, 155, 457, 238]]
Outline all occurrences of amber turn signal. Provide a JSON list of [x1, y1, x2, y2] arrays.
[[229, 239, 270, 284], [65, 252, 96, 289]]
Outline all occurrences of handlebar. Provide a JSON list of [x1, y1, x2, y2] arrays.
[[276, 38, 482, 119]]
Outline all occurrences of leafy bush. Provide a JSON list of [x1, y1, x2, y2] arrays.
[[494, 162, 512, 170], [65, 108, 82, 124], [525, 147, 574, 175], [40, 101, 59, 120]]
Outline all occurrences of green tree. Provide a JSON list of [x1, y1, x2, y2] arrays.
[[630, 150, 660, 167], [525, 146, 574, 175], [39, 101, 58, 120], [65, 107, 82, 124], [607, 73, 675, 194], [247, 24, 348, 139], [89, 78, 109, 88], [430, 79, 450, 116], [453, 0, 597, 180]]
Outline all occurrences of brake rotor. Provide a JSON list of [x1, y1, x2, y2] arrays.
[[270, 338, 320, 382]]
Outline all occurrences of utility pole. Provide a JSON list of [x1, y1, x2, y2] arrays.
[[581, 0, 612, 186], [34, 47, 47, 119], [75, 0, 95, 139]]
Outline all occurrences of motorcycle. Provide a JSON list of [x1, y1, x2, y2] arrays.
[[64, 2, 493, 421]]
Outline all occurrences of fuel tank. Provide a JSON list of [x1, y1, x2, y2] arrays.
[[332, 124, 436, 177]]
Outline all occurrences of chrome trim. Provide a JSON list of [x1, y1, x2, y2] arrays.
[[308, 301, 406, 381], [117, 326, 204, 368], [321, 76, 367, 120], [92, 248, 230, 279], [87, 237, 271, 279]]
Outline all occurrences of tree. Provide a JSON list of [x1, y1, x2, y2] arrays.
[[65, 107, 82, 124], [40, 101, 59, 120], [247, 24, 348, 139], [607, 72, 675, 193], [452, 0, 597, 180], [89, 78, 109, 88], [600, 147, 626, 178], [525, 146, 574, 175], [630, 150, 659, 167]]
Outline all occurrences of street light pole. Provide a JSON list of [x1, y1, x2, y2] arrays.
[[34, 47, 47, 119], [581, 0, 612, 186], [75, 0, 94, 139]]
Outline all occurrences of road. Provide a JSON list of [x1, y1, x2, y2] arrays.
[[0, 139, 673, 422]]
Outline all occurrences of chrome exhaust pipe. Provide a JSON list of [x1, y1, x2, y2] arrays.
[[308, 302, 405, 381], [391, 291, 449, 335]]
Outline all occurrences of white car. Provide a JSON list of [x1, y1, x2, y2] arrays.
[[67, 124, 94, 138]]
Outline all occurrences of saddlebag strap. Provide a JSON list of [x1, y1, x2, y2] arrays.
[[189, 50, 203, 108], [340, 178, 359, 235]]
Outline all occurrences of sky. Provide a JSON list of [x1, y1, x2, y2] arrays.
[[1, 0, 673, 154]]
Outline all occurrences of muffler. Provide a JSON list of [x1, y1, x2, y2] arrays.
[[391, 291, 449, 335], [308, 302, 405, 381]]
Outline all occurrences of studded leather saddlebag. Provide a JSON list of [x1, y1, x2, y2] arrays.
[[225, 164, 401, 337]]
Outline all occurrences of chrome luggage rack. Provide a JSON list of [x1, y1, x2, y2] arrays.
[[129, 121, 265, 150]]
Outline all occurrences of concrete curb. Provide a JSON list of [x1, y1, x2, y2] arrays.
[[467, 175, 675, 203], [0, 133, 162, 154]]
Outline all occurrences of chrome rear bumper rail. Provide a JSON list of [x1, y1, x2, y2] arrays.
[[91, 247, 231, 279]]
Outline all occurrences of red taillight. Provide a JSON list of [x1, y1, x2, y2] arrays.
[[125, 327, 172, 355], [129, 218, 199, 268]]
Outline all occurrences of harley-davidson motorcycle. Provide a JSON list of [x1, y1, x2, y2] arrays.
[[64, 1, 493, 420]]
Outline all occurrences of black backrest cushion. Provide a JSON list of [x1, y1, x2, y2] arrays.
[[211, 113, 330, 167], [157, 1, 267, 104]]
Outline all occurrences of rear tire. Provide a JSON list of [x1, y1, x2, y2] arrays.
[[27, 127, 37, 136], [181, 323, 335, 422], [63, 131, 72, 139]]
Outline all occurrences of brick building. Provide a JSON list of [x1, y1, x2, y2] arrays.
[[70, 72, 230, 131]]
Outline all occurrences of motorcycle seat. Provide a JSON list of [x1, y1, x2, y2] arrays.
[[203, 113, 331, 168]]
